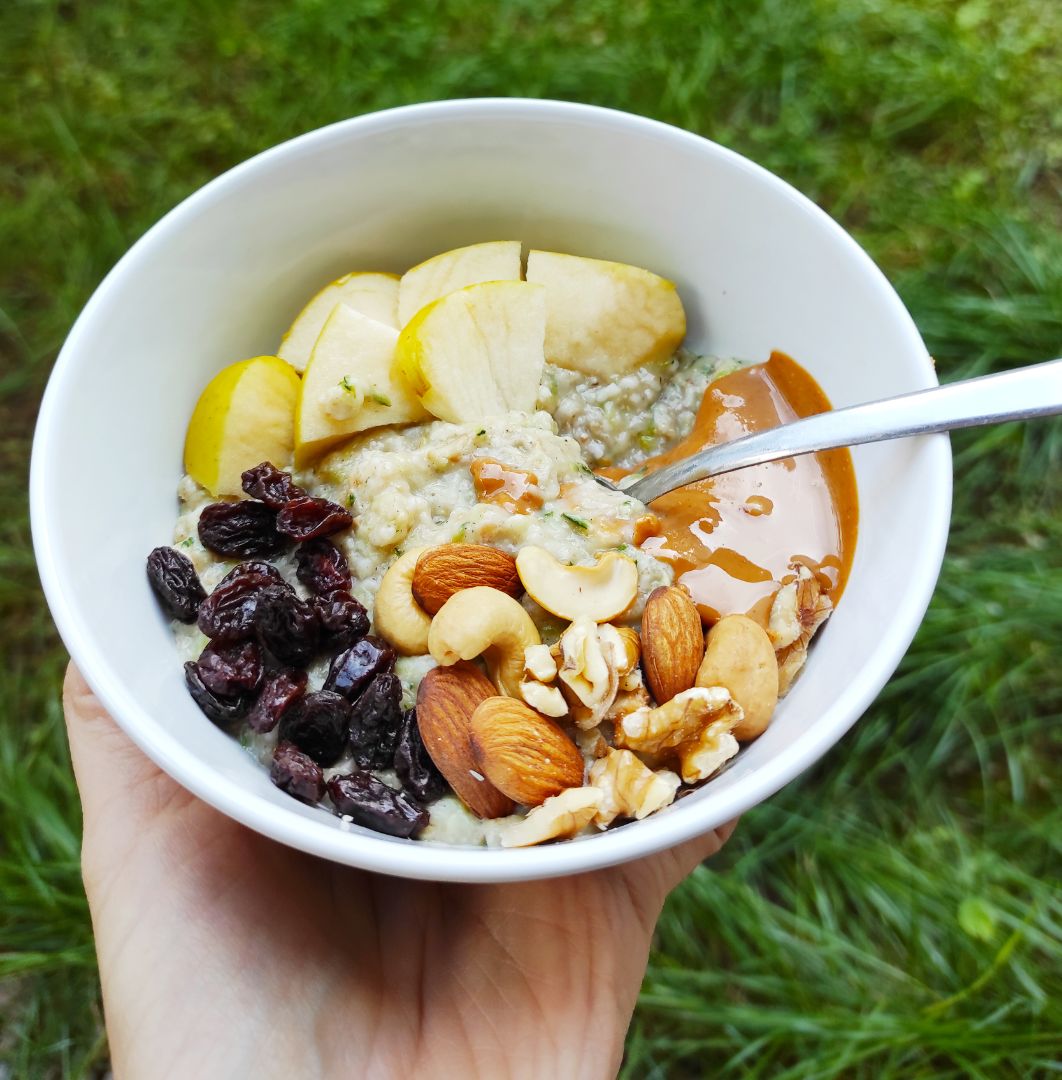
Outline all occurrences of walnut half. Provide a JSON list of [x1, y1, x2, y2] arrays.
[[498, 787, 604, 847], [768, 564, 833, 694], [615, 686, 743, 785], [589, 749, 681, 826]]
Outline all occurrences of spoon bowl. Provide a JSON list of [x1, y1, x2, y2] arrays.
[[609, 359, 1062, 505]]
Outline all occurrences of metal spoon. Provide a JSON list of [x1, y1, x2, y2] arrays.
[[597, 358, 1062, 505]]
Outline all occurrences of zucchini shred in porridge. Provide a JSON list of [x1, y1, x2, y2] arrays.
[[147, 241, 857, 847]]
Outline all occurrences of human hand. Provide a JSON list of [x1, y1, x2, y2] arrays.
[[65, 664, 735, 1079]]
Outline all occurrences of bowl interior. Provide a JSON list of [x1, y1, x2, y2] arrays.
[[31, 101, 950, 881]]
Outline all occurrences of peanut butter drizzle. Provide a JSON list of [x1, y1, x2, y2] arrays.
[[470, 458, 544, 514], [609, 352, 858, 623]]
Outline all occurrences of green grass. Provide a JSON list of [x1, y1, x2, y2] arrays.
[[2, 0, 1060, 1075]]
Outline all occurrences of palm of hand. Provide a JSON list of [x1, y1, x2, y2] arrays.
[[65, 666, 732, 1079]]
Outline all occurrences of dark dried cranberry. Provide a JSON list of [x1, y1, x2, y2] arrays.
[[184, 661, 251, 727], [195, 640, 263, 697], [326, 772, 428, 838], [278, 690, 350, 766], [314, 591, 369, 653], [271, 741, 325, 805], [296, 538, 352, 597], [146, 546, 206, 622], [198, 501, 286, 558], [241, 462, 306, 509], [349, 672, 403, 769], [253, 585, 319, 666], [219, 561, 286, 589], [275, 496, 353, 541], [247, 669, 307, 733], [197, 568, 285, 643], [394, 708, 449, 803], [323, 636, 395, 701]]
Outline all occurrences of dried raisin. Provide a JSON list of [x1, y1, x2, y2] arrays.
[[314, 591, 369, 653], [323, 636, 395, 701], [195, 640, 264, 697], [253, 584, 319, 666], [349, 671, 403, 769], [241, 462, 306, 509], [184, 661, 252, 727], [271, 741, 325, 805], [327, 772, 428, 838], [296, 538, 352, 597], [219, 561, 286, 589], [247, 669, 307, 733], [198, 501, 286, 558], [278, 690, 350, 766], [394, 708, 449, 803], [146, 546, 206, 622], [197, 569, 289, 643], [275, 496, 353, 541]]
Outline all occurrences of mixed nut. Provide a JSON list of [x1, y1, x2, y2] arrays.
[[148, 459, 832, 846]]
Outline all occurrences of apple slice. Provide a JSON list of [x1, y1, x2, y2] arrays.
[[295, 305, 429, 466], [394, 281, 546, 423], [525, 250, 686, 377], [184, 356, 300, 497], [398, 241, 522, 327], [278, 271, 399, 372]]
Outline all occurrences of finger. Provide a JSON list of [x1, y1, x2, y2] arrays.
[[63, 662, 169, 821], [628, 816, 740, 902], [667, 816, 739, 880]]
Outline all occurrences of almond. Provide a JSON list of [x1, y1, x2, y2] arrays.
[[412, 544, 522, 616], [416, 662, 514, 819], [641, 584, 705, 704], [470, 697, 585, 807]]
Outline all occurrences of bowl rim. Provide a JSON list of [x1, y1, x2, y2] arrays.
[[30, 98, 952, 882]]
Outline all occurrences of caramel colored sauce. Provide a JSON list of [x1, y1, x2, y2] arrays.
[[471, 458, 544, 514], [614, 352, 858, 623]]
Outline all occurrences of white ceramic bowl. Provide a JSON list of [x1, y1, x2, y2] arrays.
[[31, 99, 951, 882]]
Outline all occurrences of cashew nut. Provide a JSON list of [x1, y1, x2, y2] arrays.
[[427, 586, 541, 697], [519, 643, 568, 717], [695, 614, 778, 741], [523, 643, 558, 683], [515, 545, 638, 622], [373, 547, 431, 655], [520, 679, 569, 718]]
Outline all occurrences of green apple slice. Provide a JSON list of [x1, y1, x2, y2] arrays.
[[525, 250, 686, 377], [184, 355, 300, 496], [295, 304, 429, 466], [398, 240, 522, 327], [278, 271, 399, 372], [394, 281, 545, 422]]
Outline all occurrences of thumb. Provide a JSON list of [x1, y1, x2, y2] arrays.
[[607, 817, 739, 931], [63, 662, 189, 829], [662, 817, 739, 886]]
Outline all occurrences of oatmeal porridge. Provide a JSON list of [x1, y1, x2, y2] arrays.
[[146, 241, 857, 847]]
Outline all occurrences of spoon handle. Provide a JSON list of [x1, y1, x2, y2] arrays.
[[624, 358, 1062, 505]]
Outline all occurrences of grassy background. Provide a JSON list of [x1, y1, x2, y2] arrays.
[[2, 0, 1060, 1075]]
